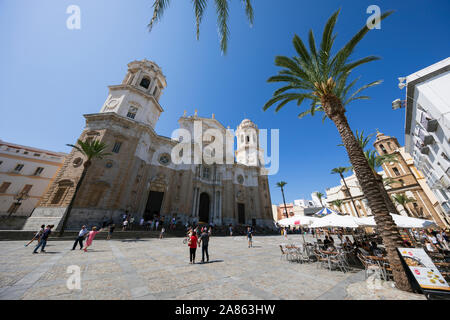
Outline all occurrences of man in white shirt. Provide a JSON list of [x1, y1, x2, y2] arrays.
[[72, 226, 88, 250]]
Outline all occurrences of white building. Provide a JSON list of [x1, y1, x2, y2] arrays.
[[403, 57, 450, 215], [0, 140, 66, 216]]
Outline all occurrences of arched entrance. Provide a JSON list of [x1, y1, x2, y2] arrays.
[[199, 192, 210, 223]]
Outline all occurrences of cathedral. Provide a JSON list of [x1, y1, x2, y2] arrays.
[[24, 60, 274, 230]]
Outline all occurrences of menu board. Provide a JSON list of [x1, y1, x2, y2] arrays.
[[398, 247, 450, 291]]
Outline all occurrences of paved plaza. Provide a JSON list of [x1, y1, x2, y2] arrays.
[[0, 234, 421, 300]]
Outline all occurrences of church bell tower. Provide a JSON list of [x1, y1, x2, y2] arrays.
[[100, 59, 167, 129]]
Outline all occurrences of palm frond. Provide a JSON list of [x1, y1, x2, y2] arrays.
[[214, 0, 230, 54], [193, 0, 208, 40], [148, 0, 171, 31], [241, 0, 254, 26]]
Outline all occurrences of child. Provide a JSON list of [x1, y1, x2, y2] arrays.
[[160, 227, 165, 239], [83, 227, 103, 252]]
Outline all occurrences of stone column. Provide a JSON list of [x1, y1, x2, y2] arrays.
[[132, 70, 142, 86]]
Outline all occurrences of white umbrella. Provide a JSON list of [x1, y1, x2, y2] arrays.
[[278, 216, 317, 227], [310, 213, 360, 228], [355, 213, 436, 229]]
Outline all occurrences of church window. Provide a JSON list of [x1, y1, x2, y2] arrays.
[[246, 136, 250, 143], [202, 166, 210, 179], [73, 157, 83, 168], [112, 142, 122, 154], [51, 187, 67, 204], [159, 154, 170, 165], [127, 106, 138, 119], [140, 77, 151, 89], [379, 144, 387, 154], [392, 167, 400, 176]]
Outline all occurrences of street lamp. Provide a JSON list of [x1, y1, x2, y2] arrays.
[[9, 191, 29, 217], [392, 99, 405, 110]]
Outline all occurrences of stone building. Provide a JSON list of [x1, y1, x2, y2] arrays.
[[326, 131, 449, 228], [0, 140, 66, 216], [23, 59, 273, 230]]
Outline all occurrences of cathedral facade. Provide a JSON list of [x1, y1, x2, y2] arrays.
[[24, 60, 274, 230]]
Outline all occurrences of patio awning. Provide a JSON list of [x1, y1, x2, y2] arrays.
[[277, 216, 318, 227], [355, 213, 436, 229], [310, 213, 360, 228]]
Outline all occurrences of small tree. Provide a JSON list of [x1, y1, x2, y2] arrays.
[[315, 192, 324, 207], [59, 139, 111, 236], [276, 181, 289, 218], [392, 194, 415, 217], [331, 166, 359, 217], [330, 199, 343, 212]]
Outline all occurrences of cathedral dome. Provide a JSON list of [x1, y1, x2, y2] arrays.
[[238, 119, 258, 130]]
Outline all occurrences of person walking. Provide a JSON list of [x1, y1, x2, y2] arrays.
[[107, 224, 115, 240], [25, 224, 45, 247], [155, 218, 160, 231], [33, 225, 54, 254], [188, 231, 198, 264], [229, 224, 233, 236], [160, 227, 165, 239], [83, 227, 103, 252], [130, 216, 135, 230], [198, 229, 210, 263], [72, 225, 88, 250], [122, 219, 128, 231], [247, 226, 253, 248]]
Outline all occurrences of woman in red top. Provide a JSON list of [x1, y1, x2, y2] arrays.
[[188, 231, 198, 264]]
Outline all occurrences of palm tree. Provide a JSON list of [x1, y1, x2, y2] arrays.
[[330, 199, 343, 212], [315, 192, 324, 207], [59, 139, 111, 236], [392, 194, 415, 217], [364, 150, 400, 215], [331, 166, 359, 217], [263, 10, 412, 291], [148, 0, 254, 54], [276, 181, 289, 219]]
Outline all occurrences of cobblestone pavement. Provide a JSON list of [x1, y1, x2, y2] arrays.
[[1, 235, 372, 300]]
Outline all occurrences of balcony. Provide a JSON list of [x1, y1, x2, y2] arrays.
[[420, 146, 430, 155], [418, 130, 435, 146], [420, 112, 439, 132]]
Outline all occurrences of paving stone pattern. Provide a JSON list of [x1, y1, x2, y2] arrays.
[[0, 235, 413, 300]]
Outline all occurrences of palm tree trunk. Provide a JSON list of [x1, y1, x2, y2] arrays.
[[375, 173, 399, 215], [58, 163, 90, 236], [328, 108, 412, 292], [281, 187, 288, 218], [339, 172, 360, 217]]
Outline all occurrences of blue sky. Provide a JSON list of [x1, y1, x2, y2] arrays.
[[1, 0, 449, 205]]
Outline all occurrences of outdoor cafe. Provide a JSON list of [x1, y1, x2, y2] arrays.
[[277, 208, 450, 289]]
